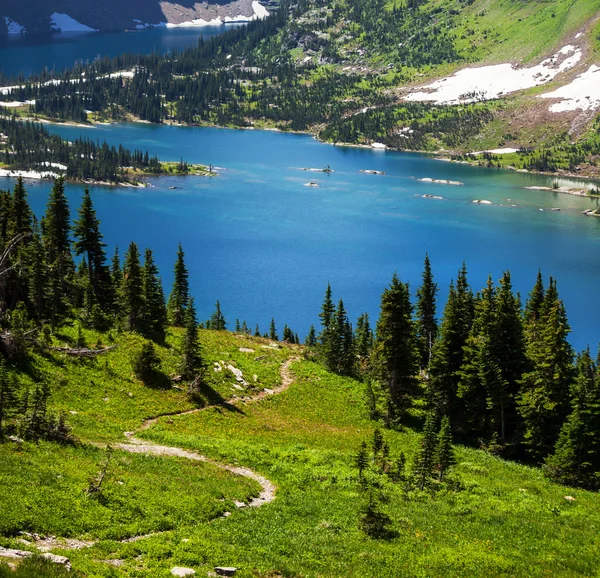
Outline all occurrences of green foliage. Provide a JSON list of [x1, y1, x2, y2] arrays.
[[372, 273, 419, 421], [0, 556, 78, 578], [167, 243, 189, 327], [131, 341, 162, 386], [416, 253, 438, 368]]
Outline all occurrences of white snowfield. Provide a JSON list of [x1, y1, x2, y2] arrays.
[[165, 1, 268, 28], [405, 45, 582, 105], [50, 13, 98, 33], [539, 65, 600, 112], [4, 16, 25, 34], [0, 169, 59, 180]]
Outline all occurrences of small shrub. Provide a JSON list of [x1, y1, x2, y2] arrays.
[[131, 341, 161, 385]]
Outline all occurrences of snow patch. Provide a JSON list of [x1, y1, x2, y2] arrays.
[[471, 148, 519, 155], [4, 17, 25, 35], [252, 1, 269, 19], [0, 169, 58, 180], [165, 2, 267, 28], [539, 65, 600, 112], [405, 45, 582, 105], [50, 13, 98, 33]]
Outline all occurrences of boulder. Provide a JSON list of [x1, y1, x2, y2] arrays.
[[40, 553, 71, 571], [215, 568, 237, 576], [171, 567, 195, 577]]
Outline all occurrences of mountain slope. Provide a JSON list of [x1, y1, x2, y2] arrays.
[[0, 0, 270, 35]]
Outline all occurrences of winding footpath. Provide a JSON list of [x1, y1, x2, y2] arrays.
[[0, 356, 298, 565], [115, 356, 298, 508]]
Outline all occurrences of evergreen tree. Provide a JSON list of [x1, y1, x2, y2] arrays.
[[305, 325, 317, 347], [210, 300, 226, 330], [413, 411, 438, 490], [356, 441, 369, 481], [42, 177, 72, 281], [355, 313, 373, 359], [456, 277, 497, 439], [111, 246, 122, 289], [518, 281, 575, 461], [428, 264, 474, 425], [121, 242, 144, 332], [10, 177, 32, 237], [435, 415, 456, 481], [167, 243, 189, 326], [319, 283, 335, 335], [73, 189, 112, 309], [372, 274, 419, 420], [269, 317, 278, 341], [132, 341, 161, 385], [25, 225, 49, 321], [416, 254, 438, 368], [524, 270, 545, 341], [141, 248, 167, 341], [545, 349, 600, 489], [180, 297, 204, 380], [283, 324, 294, 343], [254, 324, 261, 338], [0, 360, 17, 438]]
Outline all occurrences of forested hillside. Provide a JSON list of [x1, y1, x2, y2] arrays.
[[2, 0, 599, 175], [1, 177, 600, 575]]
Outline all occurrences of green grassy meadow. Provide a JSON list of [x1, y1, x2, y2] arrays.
[[2, 329, 600, 576]]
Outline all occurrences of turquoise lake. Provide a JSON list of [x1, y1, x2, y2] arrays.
[[0, 26, 233, 79], [5, 122, 599, 350]]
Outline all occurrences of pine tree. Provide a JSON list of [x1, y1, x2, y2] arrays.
[[435, 415, 456, 481], [210, 300, 226, 330], [416, 254, 438, 368], [42, 177, 72, 281], [283, 324, 294, 343], [305, 325, 317, 347], [73, 189, 112, 309], [167, 243, 189, 326], [25, 225, 49, 321], [269, 317, 278, 341], [0, 360, 17, 438], [318, 283, 335, 341], [121, 242, 144, 332], [356, 441, 369, 481], [132, 341, 161, 385], [141, 248, 167, 341], [413, 411, 438, 490], [355, 313, 373, 360], [254, 324, 261, 338], [372, 274, 419, 420], [456, 276, 496, 439], [20, 381, 50, 441], [545, 349, 600, 489], [428, 264, 474, 425], [180, 297, 204, 380], [10, 177, 32, 237], [524, 270, 545, 341], [518, 281, 575, 461]]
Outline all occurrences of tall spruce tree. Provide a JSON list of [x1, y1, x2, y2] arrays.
[[416, 254, 438, 368], [210, 300, 226, 330], [355, 313, 373, 360], [180, 297, 203, 380], [121, 242, 145, 332], [10, 177, 32, 238], [167, 243, 189, 326], [545, 348, 600, 489], [73, 189, 112, 309], [435, 415, 456, 481], [428, 264, 474, 427], [42, 177, 72, 280], [372, 274, 419, 420], [413, 411, 438, 490], [269, 317, 278, 341], [141, 248, 167, 341], [305, 325, 317, 347], [25, 224, 49, 321], [518, 280, 575, 461]]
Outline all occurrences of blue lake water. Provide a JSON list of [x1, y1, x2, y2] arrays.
[[0, 26, 235, 79], [4, 122, 600, 350]]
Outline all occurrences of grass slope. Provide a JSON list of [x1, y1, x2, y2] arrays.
[[2, 331, 600, 576]]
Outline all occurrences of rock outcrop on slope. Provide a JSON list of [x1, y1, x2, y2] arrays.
[[0, 0, 270, 36]]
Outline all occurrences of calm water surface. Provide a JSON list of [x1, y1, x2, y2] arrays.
[[0, 26, 235, 79], [4, 123, 598, 350]]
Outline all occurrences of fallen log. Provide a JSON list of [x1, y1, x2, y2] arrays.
[[48, 345, 117, 357]]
